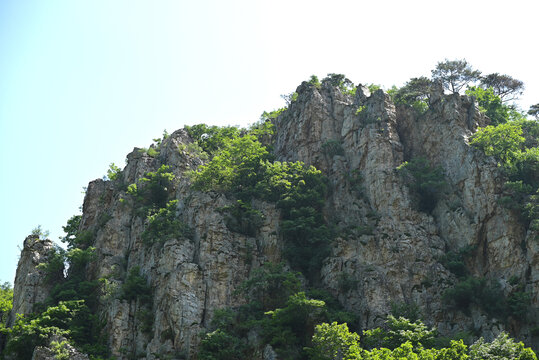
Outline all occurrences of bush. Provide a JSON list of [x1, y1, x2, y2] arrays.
[[264, 292, 327, 357], [236, 262, 301, 311], [127, 165, 176, 213], [141, 200, 193, 246], [397, 157, 447, 213], [439, 245, 474, 278], [198, 329, 246, 360], [106, 162, 122, 182], [321, 140, 344, 157], [471, 120, 539, 231], [191, 126, 330, 277], [466, 86, 514, 125], [442, 277, 506, 317], [2, 301, 84, 360], [323, 74, 355, 95], [37, 246, 66, 284], [390, 302, 421, 322], [120, 266, 152, 305], [219, 200, 264, 237], [185, 124, 240, 156], [470, 122, 525, 164]]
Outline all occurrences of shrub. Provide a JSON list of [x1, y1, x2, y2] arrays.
[[264, 292, 327, 357], [390, 302, 421, 322], [439, 245, 474, 278], [442, 277, 506, 317], [323, 74, 355, 95], [120, 266, 152, 305], [321, 140, 344, 157], [236, 262, 301, 311], [2, 301, 83, 360], [191, 128, 330, 276], [141, 200, 193, 245], [471, 120, 539, 231], [185, 124, 240, 156], [106, 162, 122, 181], [37, 246, 66, 284], [397, 157, 447, 213], [198, 329, 246, 360], [219, 200, 264, 237], [337, 273, 359, 293], [470, 121, 525, 164], [466, 86, 512, 125], [60, 215, 81, 248], [127, 165, 176, 213]]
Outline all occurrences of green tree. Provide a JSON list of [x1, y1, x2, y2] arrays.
[[362, 315, 437, 350], [470, 122, 525, 163], [236, 262, 301, 311], [2, 301, 84, 360], [393, 76, 433, 104], [185, 124, 240, 156], [528, 103, 539, 120], [120, 266, 152, 305], [306, 322, 361, 360], [466, 86, 514, 125], [431, 59, 481, 94], [469, 332, 537, 360], [141, 200, 193, 245], [127, 164, 176, 212], [264, 292, 327, 358], [60, 215, 81, 249], [198, 329, 246, 360], [480, 73, 524, 102], [106, 162, 122, 181], [0, 282, 13, 326], [324, 74, 355, 95]]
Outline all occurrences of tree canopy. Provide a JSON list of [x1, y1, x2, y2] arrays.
[[480, 73, 524, 102], [431, 59, 481, 94]]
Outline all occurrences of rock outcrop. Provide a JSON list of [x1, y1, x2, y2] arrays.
[[7, 79, 539, 358], [9, 235, 56, 327]]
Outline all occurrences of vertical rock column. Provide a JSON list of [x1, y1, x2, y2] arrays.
[[8, 235, 56, 327]]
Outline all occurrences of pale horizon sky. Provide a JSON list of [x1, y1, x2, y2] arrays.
[[1, 0, 538, 283]]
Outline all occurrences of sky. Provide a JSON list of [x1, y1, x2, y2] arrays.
[[1, 0, 538, 284]]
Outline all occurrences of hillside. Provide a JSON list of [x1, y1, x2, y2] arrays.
[[1, 71, 538, 359]]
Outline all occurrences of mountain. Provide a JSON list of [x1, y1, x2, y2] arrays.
[[3, 76, 538, 359]]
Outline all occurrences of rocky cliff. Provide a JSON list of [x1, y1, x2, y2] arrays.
[[7, 79, 538, 359]]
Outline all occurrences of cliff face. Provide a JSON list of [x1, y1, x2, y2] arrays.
[[8, 235, 56, 327], [9, 81, 538, 358]]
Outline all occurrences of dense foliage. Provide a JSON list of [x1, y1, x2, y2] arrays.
[[1, 218, 110, 359], [190, 124, 330, 276], [307, 319, 536, 360], [199, 263, 359, 360], [4, 65, 539, 359], [0, 283, 13, 327], [471, 119, 539, 231]]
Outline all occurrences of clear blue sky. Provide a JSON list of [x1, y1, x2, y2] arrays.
[[1, 0, 538, 284]]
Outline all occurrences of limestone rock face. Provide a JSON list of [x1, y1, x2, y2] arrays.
[[9, 235, 56, 327], [9, 82, 539, 358]]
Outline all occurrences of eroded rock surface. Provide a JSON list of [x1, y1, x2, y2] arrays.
[[9, 81, 539, 358]]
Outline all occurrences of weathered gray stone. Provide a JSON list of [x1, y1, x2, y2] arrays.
[[9, 81, 538, 358]]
